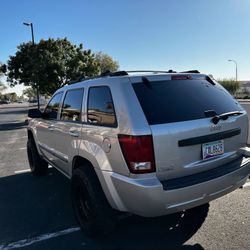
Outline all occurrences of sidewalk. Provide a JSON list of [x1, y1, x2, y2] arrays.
[[237, 99, 250, 102]]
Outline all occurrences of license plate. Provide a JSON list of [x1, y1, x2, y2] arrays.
[[202, 140, 224, 159]]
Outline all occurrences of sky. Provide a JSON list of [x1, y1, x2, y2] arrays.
[[1, 0, 250, 95]]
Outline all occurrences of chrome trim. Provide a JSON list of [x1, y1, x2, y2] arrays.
[[38, 143, 69, 163]]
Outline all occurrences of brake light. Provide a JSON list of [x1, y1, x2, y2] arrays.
[[118, 135, 156, 174], [171, 75, 192, 80]]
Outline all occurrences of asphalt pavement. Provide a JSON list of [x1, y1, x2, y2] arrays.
[[0, 103, 249, 250]]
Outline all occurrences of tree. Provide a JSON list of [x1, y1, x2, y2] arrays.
[[7, 38, 99, 95], [0, 82, 7, 96], [23, 87, 37, 99], [217, 78, 240, 96], [1, 92, 17, 102], [0, 62, 7, 97], [95, 52, 119, 73], [0, 64, 7, 75]]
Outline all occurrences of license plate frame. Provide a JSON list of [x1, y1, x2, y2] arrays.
[[202, 140, 224, 160]]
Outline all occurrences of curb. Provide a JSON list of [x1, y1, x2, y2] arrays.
[[237, 99, 250, 102]]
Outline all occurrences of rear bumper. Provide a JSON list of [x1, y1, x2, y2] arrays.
[[103, 157, 250, 217]]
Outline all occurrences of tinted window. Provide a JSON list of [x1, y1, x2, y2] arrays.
[[44, 92, 63, 120], [133, 79, 243, 125], [61, 89, 84, 122], [87, 86, 117, 126]]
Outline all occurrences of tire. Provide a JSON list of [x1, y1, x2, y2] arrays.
[[71, 165, 117, 237], [27, 138, 48, 176]]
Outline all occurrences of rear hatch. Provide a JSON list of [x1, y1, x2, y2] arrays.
[[131, 74, 248, 181]]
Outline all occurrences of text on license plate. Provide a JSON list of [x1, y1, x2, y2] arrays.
[[202, 140, 224, 159]]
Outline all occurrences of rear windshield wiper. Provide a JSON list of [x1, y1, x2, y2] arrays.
[[211, 111, 244, 124]]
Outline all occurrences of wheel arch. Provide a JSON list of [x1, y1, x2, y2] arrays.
[[27, 128, 43, 157], [27, 129, 34, 140], [72, 156, 94, 174], [71, 155, 124, 211]]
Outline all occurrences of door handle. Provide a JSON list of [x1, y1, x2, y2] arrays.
[[69, 130, 79, 137], [48, 125, 54, 131]]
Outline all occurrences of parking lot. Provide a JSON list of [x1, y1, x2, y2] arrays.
[[0, 103, 249, 250]]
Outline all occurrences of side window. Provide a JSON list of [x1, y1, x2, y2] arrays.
[[87, 86, 117, 127], [44, 92, 63, 120], [60, 89, 84, 122]]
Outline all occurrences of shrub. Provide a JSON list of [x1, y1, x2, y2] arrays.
[[217, 78, 239, 96]]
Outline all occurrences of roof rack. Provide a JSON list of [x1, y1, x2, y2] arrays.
[[70, 70, 129, 84], [100, 70, 128, 77], [71, 69, 201, 85], [180, 70, 200, 73], [126, 70, 177, 74]]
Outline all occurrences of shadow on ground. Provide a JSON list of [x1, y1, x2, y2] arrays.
[[0, 169, 74, 244], [0, 109, 28, 115], [0, 121, 27, 131], [0, 168, 208, 249]]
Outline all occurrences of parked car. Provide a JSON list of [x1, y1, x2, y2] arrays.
[[0, 99, 11, 104], [27, 70, 250, 237], [29, 99, 37, 103]]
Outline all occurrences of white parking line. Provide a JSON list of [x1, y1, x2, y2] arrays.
[[9, 136, 27, 141], [18, 147, 26, 150], [14, 169, 30, 174], [2, 138, 27, 145], [0, 227, 81, 250]]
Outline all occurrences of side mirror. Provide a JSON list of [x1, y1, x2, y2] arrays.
[[28, 108, 42, 118]]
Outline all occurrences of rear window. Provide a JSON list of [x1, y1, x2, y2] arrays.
[[133, 79, 243, 125]]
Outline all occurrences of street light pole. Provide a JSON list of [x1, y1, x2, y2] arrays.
[[228, 59, 238, 82], [23, 22, 40, 109]]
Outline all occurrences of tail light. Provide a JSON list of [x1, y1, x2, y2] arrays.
[[171, 75, 192, 80], [118, 135, 156, 174]]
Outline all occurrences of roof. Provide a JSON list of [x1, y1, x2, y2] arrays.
[[54, 70, 206, 94]]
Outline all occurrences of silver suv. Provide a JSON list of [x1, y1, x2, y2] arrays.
[[27, 70, 250, 236]]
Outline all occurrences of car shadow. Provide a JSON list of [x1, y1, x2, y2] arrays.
[[93, 204, 208, 250], [0, 168, 75, 245], [0, 109, 28, 115], [0, 121, 27, 131], [0, 168, 207, 249]]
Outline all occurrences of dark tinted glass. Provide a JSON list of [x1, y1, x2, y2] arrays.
[[133, 79, 243, 125], [44, 92, 63, 119], [61, 89, 84, 122], [87, 86, 117, 126]]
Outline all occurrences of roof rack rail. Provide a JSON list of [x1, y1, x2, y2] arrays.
[[180, 70, 200, 73], [100, 70, 128, 77], [71, 69, 190, 85], [74, 70, 128, 83], [126, 70, 177, 74]]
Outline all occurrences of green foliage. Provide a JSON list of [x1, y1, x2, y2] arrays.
[[2, 92, 17, 102], [0, 64, 7, 75], [7, 38, 99, 95], [0, 62, 7, 96], [23, 87, 37, 98], [95, 52, 119, 73], [0, 62, 7, 97], [217, 78, 240, 95], [0, 82, 7, 96]]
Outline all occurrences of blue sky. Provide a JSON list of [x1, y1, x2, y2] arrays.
[[1, 0, 250, 95]]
